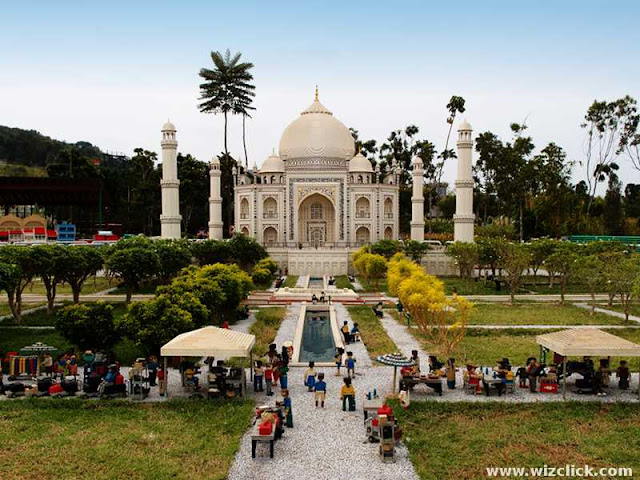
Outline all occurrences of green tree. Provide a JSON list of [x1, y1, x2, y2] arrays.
[[228, 234, 268, 270], [46, 145, 99, 178], [177, 153, 210, 234], [403, 240, 431, 263], [369, 240, 403, 259], [365, 254, 388, 288], [106, 246, 160, 302], [55, 302, 122, 351], [498, 242, 531, 305], [543, 244, 578, 304], [30, 244, 67, 313], [603, 171, 625, 235], [153, 239, 192, 284], [446, 242, 479, 280], [0, 246, 38, 323], [572, 255, 604, 314], [528, 239, 560, 285], [198, 49, 255, 159], [58, 246, 104, 303], [603, 253, 640, 322], [192, 239, 232, 266]]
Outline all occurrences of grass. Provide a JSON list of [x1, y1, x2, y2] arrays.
[[250, 307, 286, 358], [468, 303, 627, 326], [601, 303, 640, 318], [282, 275, 299, 288], [395, 401, 640, 480], [355, 276, 389, 293], [25, 276, 114, 295], [440, 276, 603, 296], [0, 163, 48, 177], [346, 305, 399, 360], [0, 399, 254, 480], [334, 275, 354, 290], [0, 302, 46, 317]]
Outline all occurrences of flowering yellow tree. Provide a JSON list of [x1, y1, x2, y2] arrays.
[[397, 270, 473, 358], [387, 253, 423, 296]]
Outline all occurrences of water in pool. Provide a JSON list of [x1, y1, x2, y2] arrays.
[[308, 277, 324, 289], [299, 310, 336, 363]]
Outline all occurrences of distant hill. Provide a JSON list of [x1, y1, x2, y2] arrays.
[[0, 125, 103, 176]]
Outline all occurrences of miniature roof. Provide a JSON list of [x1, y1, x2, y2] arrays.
[[160, 326, 256, 358], [536, 328, 640, 357]]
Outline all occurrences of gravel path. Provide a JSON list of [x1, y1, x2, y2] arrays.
[[378, 311, 429, 372], [574, 303, 640, 324], [233, 310, 259, 334], [228, 303, 419, 480]]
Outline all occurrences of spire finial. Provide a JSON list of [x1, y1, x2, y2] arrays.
[[357, 145, 362, 154], [272, 147, 275, 155], [315, 85, 319, 101]]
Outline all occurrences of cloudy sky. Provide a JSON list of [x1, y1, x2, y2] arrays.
[[1, 1, 639, 189]]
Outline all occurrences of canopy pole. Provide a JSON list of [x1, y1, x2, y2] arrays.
[[250, 350, 254, 382], [638, 365, 640, 401], [393, 366, 397, 394], [562, 355, 567, 400], [164, 356, 168, 398]]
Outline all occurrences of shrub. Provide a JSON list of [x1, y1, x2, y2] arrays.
[[55, 302, 122, 351]]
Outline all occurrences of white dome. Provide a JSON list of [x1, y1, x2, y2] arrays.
[[348, 151, 373, 172], [458, 119, 472, 131], [278, 96, 355, 163], [162, 120, 176, 131], [260, 152, 284, 173]]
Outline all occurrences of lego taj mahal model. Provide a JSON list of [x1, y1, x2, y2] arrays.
[[159, 89, 474, 276]]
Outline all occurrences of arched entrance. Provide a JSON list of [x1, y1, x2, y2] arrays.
[[384, 226, 393, 240], [263, 226, 278, 245], [298, 193, 336, 246], [355, 226, 370, 245]]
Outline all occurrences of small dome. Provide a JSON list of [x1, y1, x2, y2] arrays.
[[348, 151, 373, 172], [260, 152, 285, 173], [411, 155, 423, 165], [458, 119, 472, 131], [162, 120, 176, 131]]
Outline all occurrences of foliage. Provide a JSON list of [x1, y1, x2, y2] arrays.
[[397, 270, 473, 358], [387, 253, 423, 296], [227, 234, 268, 270], [254, 257, 278, 275], [527, 238, 560, 283], [192, 239, 231, 266], [29, 244, 67, 313], [445, 242, 479, 279], [58, 246, 104, 303], [498, 242, 531, 304], [476, 238, 502, 276], [403, 240, 430, 262], [571, 254, 605, 310], [543, 243, 578, 303], [106, 246, 160, 302], [153, 239, 193, 283], [250, 307, 285, 357], [0, 246, 39, 324], [603, 253, 640, 321], [54, 302, 122, 351], [352, 249, 388, 287], [251, 268, 272, 286], [369, 239, 403, 259]]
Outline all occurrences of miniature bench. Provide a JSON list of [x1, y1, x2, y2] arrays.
[[251, 430, 275, 459]]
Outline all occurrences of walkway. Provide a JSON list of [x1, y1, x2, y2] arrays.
[[228, 303, 419, 480], [378, 311, 429, 372], [574, 303, 640, 324]]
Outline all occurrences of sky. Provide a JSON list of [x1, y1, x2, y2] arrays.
[[1, 1, 639, 190]]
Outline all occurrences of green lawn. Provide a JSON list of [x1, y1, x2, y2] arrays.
[[346, 306, 398, 360], [0, 303, 46, 317], [395, 401, 640, 480], [355, 276, 389, 293], [25, 276, 114, 295], [600, 303, 640, 318], [250, 307, 286, 358], [0, 399, 253, 480], [440, 276, 601, 296], [469, 303, 627, 326], [334, 275, 354, 290], [282, 275, 299, 288]]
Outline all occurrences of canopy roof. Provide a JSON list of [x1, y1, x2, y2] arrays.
[[161, 326, 256, 359], [375, 353, 415, 367], [536, 328, 640, 357]]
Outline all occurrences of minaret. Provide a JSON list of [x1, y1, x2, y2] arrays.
[[410, 155, 425, 241], [160, 120, 181, 238], [453, 120, 475, 242], [208, 156, 223, 240]]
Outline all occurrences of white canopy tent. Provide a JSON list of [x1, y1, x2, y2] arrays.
[[160, 326, 256, 398], [536, 328, 640, 399]]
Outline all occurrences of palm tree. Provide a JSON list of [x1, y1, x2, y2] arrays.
[[234, 96, 255, 168], [198, 49, 255, 159]]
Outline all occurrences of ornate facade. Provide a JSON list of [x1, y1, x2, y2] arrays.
[[233, 91, 400, 275]]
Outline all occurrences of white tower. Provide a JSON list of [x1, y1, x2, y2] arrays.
[[208, 156, 223, 240], [410, 155, 425, 241], [453, 120, 475, 242], [160, 121, 181, 239]]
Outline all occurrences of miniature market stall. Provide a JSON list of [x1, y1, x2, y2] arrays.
[[536, 328, 640, 399], [160, 326, 256, 398], [374, 353, 415, 394], [10, 342, 59, 379]]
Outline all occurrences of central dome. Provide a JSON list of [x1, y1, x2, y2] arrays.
[[278, 94, 355, 164]]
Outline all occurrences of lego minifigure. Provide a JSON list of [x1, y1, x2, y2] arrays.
[[341, 321, 351, 344], [398, 381, 410, 409], [254, 360, 264, 392], [157, 365, 166, 396], [345, 352, 356, 379], [334, 347, 344, 376], [527, 358, 540, 393], [279, 363, 289, 389], [340, 377, 356, 411], [617, 360, 630, 390], [446, 358, 456, 389], [282, 388, 293, 428], [147, 355, 158, 386], [314, 372, 327, 408], [410, 350, 420, 374], [351, 322, 361, 342], [304, 361, 316, 392], [264, 364, 274, 396]]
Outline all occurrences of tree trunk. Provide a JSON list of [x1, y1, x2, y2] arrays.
[[607, 293, 614, 307], [519, 201, 524, 242], [242, 114, 248, 169], [224, 111, 229, 158], [532, 268, 538, 286], [15, 290, 23, 324], [509, 291, 515, 306], [8, 291, 21, 325], [42, 277, 55, 314], [126, 286, 133, 303], [71, 282, 81, 303]]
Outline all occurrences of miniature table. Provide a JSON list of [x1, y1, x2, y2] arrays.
[[402, 377, 443, 396], [363, 397, 384, 422], [482, 377, 506, 396], [251, 429, 276, 459]]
